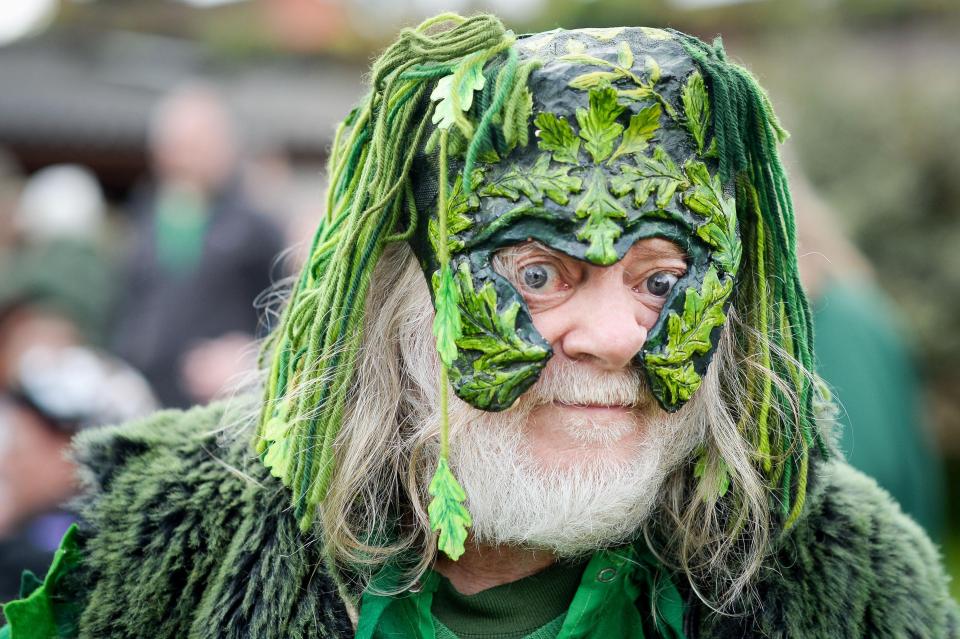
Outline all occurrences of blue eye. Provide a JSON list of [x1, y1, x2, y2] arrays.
[[646, 271, 679, 297]]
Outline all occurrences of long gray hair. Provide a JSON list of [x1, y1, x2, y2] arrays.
[[258, 238, 824, 612]]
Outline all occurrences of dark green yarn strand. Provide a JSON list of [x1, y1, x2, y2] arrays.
[[257, 13, 516, 530], [675, 32, 829, 529], [463, 46, 519, 192]]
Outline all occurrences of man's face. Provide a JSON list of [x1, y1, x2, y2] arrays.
[[492, 237, 687, 468], [429, 237, 704, 554]]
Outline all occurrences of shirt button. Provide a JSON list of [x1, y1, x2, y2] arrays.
[[596, 567, 617, 583]]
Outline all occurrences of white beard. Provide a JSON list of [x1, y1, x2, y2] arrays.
[[424, 357, 705, 557]]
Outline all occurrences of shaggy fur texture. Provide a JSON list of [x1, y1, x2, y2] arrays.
[[63, 402, 957, 638]]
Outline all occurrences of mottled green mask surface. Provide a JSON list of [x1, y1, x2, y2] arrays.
[[411, 26, 741, 413]]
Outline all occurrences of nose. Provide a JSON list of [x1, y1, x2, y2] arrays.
[[555, 276, 648, 370]]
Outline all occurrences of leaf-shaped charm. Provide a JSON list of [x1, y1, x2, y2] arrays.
[[694, 448, 731, 501], [576, 86, 625, 164], [428, 457, 472, 560], [479, 154, 582, 206], [430, 54, 486, 131], [682, 160, 741, 275], [574, 169, 627, 265], [681, 71, 711, 154], [609, 146, 687, 209], [432, 265, 462, 367], [534, 112, 581, 164], [262, 415, 295, 480], [609, 103, 661, 163]]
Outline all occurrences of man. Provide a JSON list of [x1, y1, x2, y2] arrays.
[[3, 14, 957, 639], [111, 85, 285, 408]]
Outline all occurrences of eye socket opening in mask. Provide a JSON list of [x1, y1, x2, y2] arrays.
[[490, 237, 688, 314]]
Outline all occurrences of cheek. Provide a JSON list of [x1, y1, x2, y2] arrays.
[[525, 302, 574, 345], [637, 304, 665, 332]]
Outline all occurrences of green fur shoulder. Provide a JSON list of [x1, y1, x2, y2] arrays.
[[3, 403, 956, 638], [12, 401, 354, 639], [697, 458, 960, 638]]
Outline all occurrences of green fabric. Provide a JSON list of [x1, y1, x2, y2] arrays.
[[431, 558, 586, 637], [2, 403, 957, 637], [356, 545, 686, 639], [2, 524, 83, 639], [433, 615, 565, 639], [153, 186, 209, 274], [813, 279, 945, 539]]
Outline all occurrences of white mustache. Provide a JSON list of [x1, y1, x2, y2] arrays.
[[522, 357, 649, 409]]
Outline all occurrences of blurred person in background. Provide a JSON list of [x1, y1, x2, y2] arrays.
[[792, 163, 948, 541], [110, 85, 286, 408], [0, 166, 157, 604]]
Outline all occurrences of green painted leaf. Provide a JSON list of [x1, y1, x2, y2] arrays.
[[645, 55, 662, 84], [569, 70, 624, 91], [682, 160, 741, 275], [647, 361, 702, 407], [575, 169, 627, 265], [479, 154, 582, 206], [262, 414, 295, 480], [428, 457, 472, 560], [580, 27, 626, 41], [432, 265, 462, 367], [263, 436, 293, 480], [617, 41, 634, 68], [646, 265, 733, 367], [451, 262, 549, 408], [609, 146, 687, 209], [534, 112, 581, 164], [681, 71, 711, 154], [609, 103, 661, 163], [617, 86, 655, 101], [576, 86, 625, 164], [693, 447, 730, 501], [428, 172, 479, 256], [641, 27, 673, 41], [430, 54, 486, 131], [565, 38, 587, 55]]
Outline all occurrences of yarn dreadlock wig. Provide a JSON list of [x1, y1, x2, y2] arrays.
[[255, 14, 828, 561]]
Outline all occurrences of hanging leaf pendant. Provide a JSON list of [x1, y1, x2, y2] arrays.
[[428, 457, 472, 560]]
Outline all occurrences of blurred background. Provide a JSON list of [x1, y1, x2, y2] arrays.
[[0, 0, 957, 606]]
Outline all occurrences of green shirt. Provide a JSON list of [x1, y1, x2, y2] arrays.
[[355, 544, 687, 639]]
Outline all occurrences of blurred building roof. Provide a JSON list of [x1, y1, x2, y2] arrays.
[[0, 28, 364, 193]]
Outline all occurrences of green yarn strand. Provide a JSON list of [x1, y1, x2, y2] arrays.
[[675, 32, 828, 529], [257, 13, 515, 531]]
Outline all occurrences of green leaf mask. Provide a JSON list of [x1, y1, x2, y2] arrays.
[[411, 27, 741, 413]]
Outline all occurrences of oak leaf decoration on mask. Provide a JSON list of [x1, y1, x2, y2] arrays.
[[683, 160, 741, 276], [449, 261, 549, 410], [645, 265, 733, 407]]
